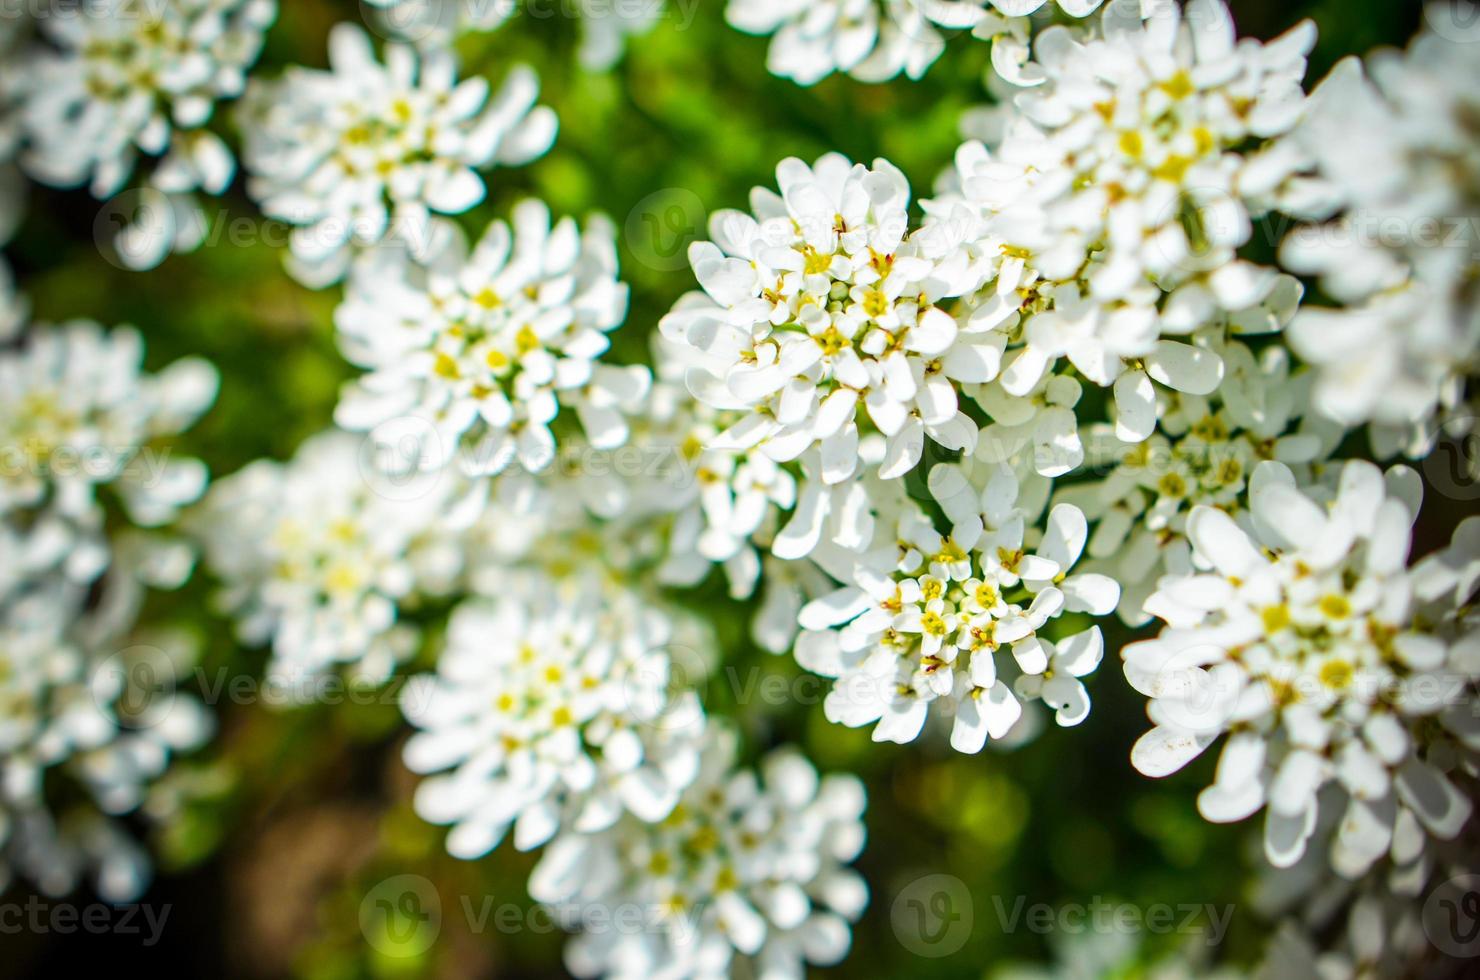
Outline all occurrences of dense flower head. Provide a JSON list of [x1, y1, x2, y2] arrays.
[[1280, 20, 1480, 454], [335, 200, 645, 479], [725, 0, 1107, 86], [0, 319, 217, 902], [238, 23, 556, 286], [195, 430, 464, 684], [1124, 460, 1479, 876], [15, 0, 275, 198], [662, 152, 1002, 491], [0, 320, 218, 551], [401, 572, 708, 859], [794, 460, 1119, 751], [528, 728, 868, 979], [925, 0, 1323, 444], [1060, 333, 1342, 622], [7, 0, 275, 268]]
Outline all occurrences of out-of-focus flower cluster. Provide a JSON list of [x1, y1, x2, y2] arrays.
[[3, 0, 277, 269], [0, 313, 218, 901], [3, 1, 1477, 978]]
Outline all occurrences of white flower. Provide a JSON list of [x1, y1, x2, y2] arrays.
[[726, 0, 1104, 86], [528, 727, 869, 980], [402, 576, 707, 858], [195, 430, 462, 683], [12, 1, 275, 268], [662, 153, 991, 491], [16, 0, 273, 197], [0, 320, 218, 537], [925, 0, 1321, 443], [362, 0, 515, 43], [238, 23, 556, 286], [1280, 23, 1480, 453], [1061, 334, 1342, 623], [794, 461, 1118, 752], [365, 0, 653, 70], [1124, 459, 1478, 875], [573, 0, 665, 71], [0, 319, 217, 902], [334, 199, 646, 478]]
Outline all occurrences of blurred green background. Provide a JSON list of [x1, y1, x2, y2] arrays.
[[1, 1, 1437, 977]]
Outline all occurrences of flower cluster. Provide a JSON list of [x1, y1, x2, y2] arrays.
[[1060, 333, 1342, 623], [924, 0, 1320, 447], [796, 461, 1118, 750], [334, 199, 647, 478], [238, 23, 556, 286], [1124, 460, 1478, 878], [6, 3, 1478, 978], [0, 319, 218, 901], [401, 571, 708, 858], [660, 154, 994, 527], [1281, 20, 1480, 456], [195, 430, 465, 684], [364, 0, 659, 70], [725, 0, 1106, 86], [528, 727, 868, 979], [9, 0, 276, 268]]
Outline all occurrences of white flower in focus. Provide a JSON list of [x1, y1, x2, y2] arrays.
[[1060, 335, 1342, 623], [726, 0, 1105, 86], [1124, 460, 1478, 876], [238, 23, 556, 286], [663, 153, 993, 491], [335, 200, 646, 478], [926, 0, 1321, 443], [794, 461, 1118, 752], [528, 728, 868, 979], [402, 578, 706, 858]]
